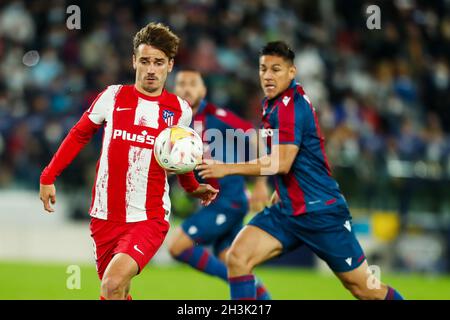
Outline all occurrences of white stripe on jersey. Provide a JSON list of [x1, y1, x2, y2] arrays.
[[177, 96, 192, 126], [162, 174, 171, 222], [134, 98, 160, 128], [90, 86, 120, 219], [88, 85, 121, 125], [125, 146, 153, 222]]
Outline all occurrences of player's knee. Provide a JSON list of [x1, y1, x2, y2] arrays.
[[168, 239, 192, 259], [226, 247, 252, 272], [168, 242, 180, 258], [343, 281, 376, 300], [101, 276, 126, 299], [346, 284, 367, 300], [168, 229, 194, 258], [225, 249, 241, 269]]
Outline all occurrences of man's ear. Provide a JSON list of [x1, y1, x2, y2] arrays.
[[289, 64, 297, 80], [168, 58, 174, 72], [132, 54, 137, 70]]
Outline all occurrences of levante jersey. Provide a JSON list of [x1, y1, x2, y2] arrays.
[[193, 100, 254, 199], [40, 85, 199, 223], [261, 80, 347, 215]]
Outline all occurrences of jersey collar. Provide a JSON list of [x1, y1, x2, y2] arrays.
[[264, 79, 297, 103], [262, 80, 297, 116], [133, 85, 168, 101]]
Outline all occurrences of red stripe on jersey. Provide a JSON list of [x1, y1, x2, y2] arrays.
[[283, 171, 306, 215], [145, 153, 166, 219], [313, 110, 332, 176], [89, 133, 104, 214], [297, 86, 332, 176], [107, 86, 135, 221], [277, 88, 296, 143]]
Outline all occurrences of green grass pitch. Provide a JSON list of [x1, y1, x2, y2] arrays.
[[0, 261, 449, 300]]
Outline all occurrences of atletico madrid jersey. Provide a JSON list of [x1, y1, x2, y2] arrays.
[[41, 85, 196, 223]]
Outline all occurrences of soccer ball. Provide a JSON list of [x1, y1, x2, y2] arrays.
[[154, 125, 203, 174]]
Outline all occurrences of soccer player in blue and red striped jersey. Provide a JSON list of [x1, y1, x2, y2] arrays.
[[198, 41, 404, 300], [169, 69, 271, 299]]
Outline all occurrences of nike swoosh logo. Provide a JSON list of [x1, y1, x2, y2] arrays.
[[116, 107, 132, 111], [133, 245, 144, 256]]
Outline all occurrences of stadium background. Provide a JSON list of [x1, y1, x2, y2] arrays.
[[0, 0, 449, 299]]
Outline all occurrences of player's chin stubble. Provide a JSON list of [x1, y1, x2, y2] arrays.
[[140, 80, 162, 94], [142, 85, 158, 93]]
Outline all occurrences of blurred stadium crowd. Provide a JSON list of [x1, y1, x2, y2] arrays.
[[0, 0, 449, 217]]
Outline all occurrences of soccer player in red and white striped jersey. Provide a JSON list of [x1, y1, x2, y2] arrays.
[[39, 22, 218, 300]]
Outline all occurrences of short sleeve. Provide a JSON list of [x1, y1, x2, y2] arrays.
[[177, 96, 193, 127], [86, 85, 122, 125]]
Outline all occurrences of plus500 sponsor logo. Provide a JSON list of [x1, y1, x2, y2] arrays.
[[113, 129, 155, 145]]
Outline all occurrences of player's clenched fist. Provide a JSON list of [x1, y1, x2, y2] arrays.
[[39, 184, 56, 213]]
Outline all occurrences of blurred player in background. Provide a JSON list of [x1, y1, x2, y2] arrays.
[[198, 41, 404, 300], [39, 22, 218, 300], [169, 69, 271, 299]]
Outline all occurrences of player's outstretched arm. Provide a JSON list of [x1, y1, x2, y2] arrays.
[[39, 184, 56, 213], [39, 114, 102, 213], [197, 144, 299, 179]]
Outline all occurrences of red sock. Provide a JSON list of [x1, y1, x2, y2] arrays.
[[100, 296, 106, 300]]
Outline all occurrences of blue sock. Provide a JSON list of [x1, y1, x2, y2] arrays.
[[229, 274, 256, 300], [175, 246, 227, 279], [385, 286, 404, 300], [176, 247, 271, 299]]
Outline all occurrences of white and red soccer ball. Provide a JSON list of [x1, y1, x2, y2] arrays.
[[154, 125, 203, 174]]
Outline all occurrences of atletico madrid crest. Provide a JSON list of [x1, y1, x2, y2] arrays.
[[162, 110, 174, 126]]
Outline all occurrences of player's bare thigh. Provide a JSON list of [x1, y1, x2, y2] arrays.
[[226, 225, 283, 276], [334, 260, 388, 300]]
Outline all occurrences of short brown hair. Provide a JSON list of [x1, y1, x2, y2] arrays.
[[133, 22, 180, 59]]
